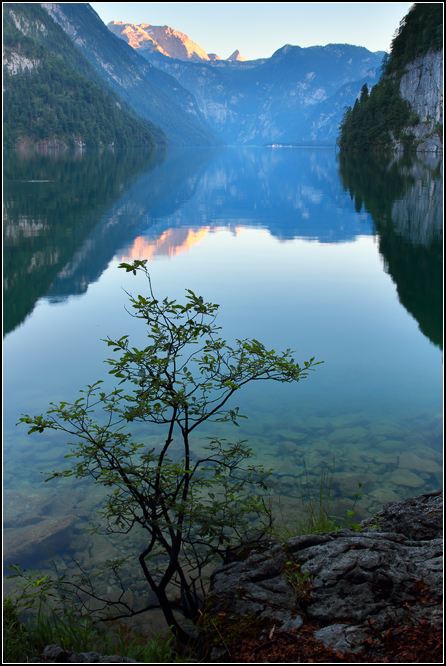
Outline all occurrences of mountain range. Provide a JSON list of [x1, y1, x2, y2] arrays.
[[41, 3, 384, 146], [38, 3, 222, 146], [5, 2, 386, 147], [105, 19, 385, 144]]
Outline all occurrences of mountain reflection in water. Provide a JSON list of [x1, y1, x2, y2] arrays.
[[3, 147, 443, 350]]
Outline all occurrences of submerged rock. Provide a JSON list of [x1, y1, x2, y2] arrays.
[[203, 490, 442, 661], [4, 515, 77, 563], [398, 450, 442, 474], [3, 489, 54, 528], [390, 468, 425, 488]]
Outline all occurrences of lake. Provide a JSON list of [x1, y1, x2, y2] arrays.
[[3, 146, 443, 631]]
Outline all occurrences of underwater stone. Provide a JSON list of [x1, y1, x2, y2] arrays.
[[3, 489, 55, 527], [279, 475, 300, 488], [377, 439, 408, 452], [374, 453, 399, 465], [277, 440, 298, 455], [344, 446, 370, 464], [390, 468, 424, 488], [4, 515, 77, 564], [305, 416, 330, 429], [412, 444, 442, 463], [89, 534, 120, 566], [312, 439, 332, 452], [327, 426, 369, 442], [331, 472, 372, 495], [276, 428, 307, 441], [398, 451, 442, 474], [369, 423, 404, 438], [330, 414, 363, 428], [369, 487, 402, 504]]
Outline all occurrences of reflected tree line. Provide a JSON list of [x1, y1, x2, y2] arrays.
[[337, 152, 443, 349], [3, 148, 158, 335]]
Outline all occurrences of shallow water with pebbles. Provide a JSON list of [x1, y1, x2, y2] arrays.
[[4, 405, 441, 569]]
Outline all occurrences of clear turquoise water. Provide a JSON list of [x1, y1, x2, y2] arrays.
[[3, 147, 442, 619]]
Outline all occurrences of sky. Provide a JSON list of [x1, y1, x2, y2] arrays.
[[90, 2, 414, 61]]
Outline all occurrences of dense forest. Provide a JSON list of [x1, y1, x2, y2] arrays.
[[337, 3, 443, 153], [383, 2, 443, 75], [3, 3, 165, 148]]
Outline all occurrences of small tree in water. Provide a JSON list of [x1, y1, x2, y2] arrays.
[[19, 260, 322, 645]]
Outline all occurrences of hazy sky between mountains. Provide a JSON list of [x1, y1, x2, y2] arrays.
[[90, 2, 414, 60]]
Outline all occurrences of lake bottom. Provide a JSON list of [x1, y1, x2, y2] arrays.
[[4, 398, 442, 640]]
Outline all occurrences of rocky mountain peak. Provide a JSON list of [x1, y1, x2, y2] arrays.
[[107, 21, 211, 62], [107, 21, 169, 56], [227, 49, 246, 62]]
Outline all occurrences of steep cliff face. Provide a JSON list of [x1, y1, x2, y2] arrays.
[[3, 3, 159, 149], [397, 49, 443, 153], [3, 51, 40, 75], [39, 3, 222, 146], [3, 4, 45, 75]]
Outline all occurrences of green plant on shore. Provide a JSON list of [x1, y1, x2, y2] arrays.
[[340, 482, 363, 532], [3, 581, 191, 664], [195, 600, 271, 661], [282, 561, 313, 602], [17, 259, 322, 647]]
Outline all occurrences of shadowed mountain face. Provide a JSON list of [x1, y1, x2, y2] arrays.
[[3, 2, 161, 149]]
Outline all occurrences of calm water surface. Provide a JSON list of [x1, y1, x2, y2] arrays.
[[3, 147, 443, 628]]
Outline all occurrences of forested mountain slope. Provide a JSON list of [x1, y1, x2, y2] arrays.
[[40, 3, 224, 147], [338, 3, 443, 153], [3, 3, 161, 149]]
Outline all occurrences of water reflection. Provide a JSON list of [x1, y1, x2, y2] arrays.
[[3, 147, 160, 335], [4, 147, 442, 350], [337, 152, 443, 348], [121, 147, 375, 251]]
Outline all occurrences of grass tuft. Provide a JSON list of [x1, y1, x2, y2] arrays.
[[3, 596, 193, 663], [269, 457, 363, 541]]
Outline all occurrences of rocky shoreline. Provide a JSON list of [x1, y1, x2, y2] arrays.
[[27, 491, 442, 663], [203, 490, 443, 662]]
